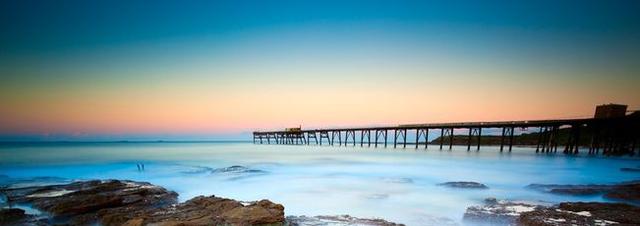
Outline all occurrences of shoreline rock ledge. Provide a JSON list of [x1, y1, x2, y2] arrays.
[[464, 198, 640, 226], [0, 179, 285, 226]]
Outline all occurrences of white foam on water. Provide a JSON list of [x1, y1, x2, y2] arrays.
[[1, 142, 638, 226]]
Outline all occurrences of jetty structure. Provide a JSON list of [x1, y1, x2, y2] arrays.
[[253, 104, 640, 155]]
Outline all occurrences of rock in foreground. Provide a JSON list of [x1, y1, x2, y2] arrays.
[[518, 202, 640, 226], [438, 181, 489, 189], [463, 198, 542, 225], [2, 179, 285, 226], [287, 215, 404, 226], [121, 196, 285, 226], [0, 208, 30, 225], [4, 180, 178, 225]]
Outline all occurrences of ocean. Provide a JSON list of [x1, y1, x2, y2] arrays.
[[1, 142, 638, 225]]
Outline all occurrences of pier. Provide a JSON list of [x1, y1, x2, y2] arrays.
[[253, 105, 640, 156]]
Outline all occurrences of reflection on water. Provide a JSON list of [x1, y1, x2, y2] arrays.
[[1, 142, 638, 225]]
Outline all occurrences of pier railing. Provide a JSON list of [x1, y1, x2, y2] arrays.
[[253, 113, 640, 156]]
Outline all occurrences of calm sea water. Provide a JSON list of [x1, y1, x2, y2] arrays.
[[1, 142, 639, 225]]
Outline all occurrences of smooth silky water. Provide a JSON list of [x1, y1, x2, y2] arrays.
[[1, 142, 638, 225]]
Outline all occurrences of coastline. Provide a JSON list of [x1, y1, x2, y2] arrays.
[[2, 178, 639, 226], [2, 143, 640, 226]]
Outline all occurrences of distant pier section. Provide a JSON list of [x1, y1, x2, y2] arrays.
[[253, 104, 640, 156]]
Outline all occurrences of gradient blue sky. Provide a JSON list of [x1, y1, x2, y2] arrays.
[[1, 0, 639, 141]]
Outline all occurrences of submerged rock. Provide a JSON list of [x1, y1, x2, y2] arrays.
[[180, 165, 269, 176], [463, 198, 542, 225], [438, 181, 488, 189], [620, 167, 640, 172], [526, 184, 609, 196], [287, 215, 404, 226], [526, 181, 640, 202], [381, 177, 414, 184], [1, 179, 286, 226], [212, 165, 269, 181], [213, 165, 267, 174], [518, 202, 640, 226]]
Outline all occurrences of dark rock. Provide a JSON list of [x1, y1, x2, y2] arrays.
[[287, 215, 404, 226], [518, 202, 640, 226], [0, 208, 27, 224], [438, 181, 489, 189], [463, 198, 541, 225], [2, 179, 286, 226], [526, 181, 640, 202], [2, 180, 178, 225], [484, 197, 499, 205], [118, 196, 285, 226], [604, 183, 640, 202], [549, 188, 604, 196]]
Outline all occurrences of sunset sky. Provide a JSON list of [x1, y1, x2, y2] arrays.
[[1, 1, 639, 141]]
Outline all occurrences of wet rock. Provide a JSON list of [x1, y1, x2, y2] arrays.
[[0, 208, 27, 224], [484, 197, 499, 205], [463, 198, 541, 225], [438, 181, 488, 189], [526, 181, 640, 202], [2, 180, 178, 225], [287, 215, 404, 226], [518, 202, 640, 226], [2, 179, 286, 226], [603, 183, 640, 202], [129, 196, 285, 225]]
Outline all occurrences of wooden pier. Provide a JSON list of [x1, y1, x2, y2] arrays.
[[253, 108, 640, 156]]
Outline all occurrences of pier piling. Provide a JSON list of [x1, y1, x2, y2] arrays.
[[252, 111, 639, 156]]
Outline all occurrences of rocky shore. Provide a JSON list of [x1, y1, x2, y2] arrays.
[[464, 198, 640, 226], [0, 179, 402, 226], [0, 179, 285, 225], [2, 179, 640, 226], [462, 181, 640, 225]]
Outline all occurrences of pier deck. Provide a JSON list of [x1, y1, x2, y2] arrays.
[[253, 112, 639, 156]]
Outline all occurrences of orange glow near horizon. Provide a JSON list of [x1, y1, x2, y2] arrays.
[[2, 73, 638, 136]]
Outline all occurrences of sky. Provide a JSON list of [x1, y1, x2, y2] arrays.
[[1, 0, 639, 141]]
